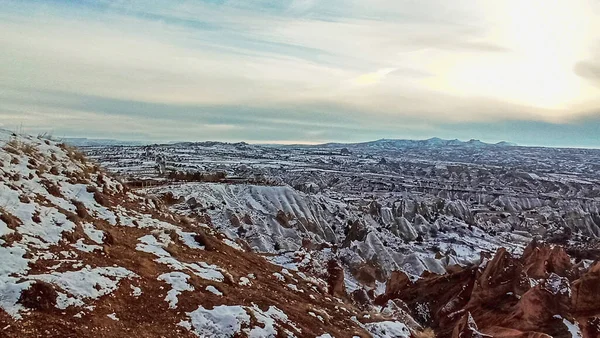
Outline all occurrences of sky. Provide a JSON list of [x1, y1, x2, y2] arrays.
[[1, 0, 600, 147]]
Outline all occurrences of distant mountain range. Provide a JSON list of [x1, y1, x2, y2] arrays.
[[282, 137, 518, 149], [63, 136, 517, 149]]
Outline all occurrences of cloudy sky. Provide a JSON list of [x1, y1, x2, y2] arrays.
[[1, 0, 600, 147]]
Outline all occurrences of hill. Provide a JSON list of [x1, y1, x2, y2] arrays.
[[0, 130, 415, 338]]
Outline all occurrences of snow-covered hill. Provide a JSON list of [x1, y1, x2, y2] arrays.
[[0, 130, 422, 338]]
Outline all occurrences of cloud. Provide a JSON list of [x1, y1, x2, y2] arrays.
[[0, 0, 599, 146], [574, 60, 600, 86], [352, 68, 398, 85]]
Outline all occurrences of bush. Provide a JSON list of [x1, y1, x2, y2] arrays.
[[18, 281, 58, 311]]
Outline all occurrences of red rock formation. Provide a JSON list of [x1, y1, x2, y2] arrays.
[[521, 241, 573, 279], [451, 312, 491, 338], [572, 262, 600, 315], [379, 242, 600, 338], [327, 259, 347, 298]]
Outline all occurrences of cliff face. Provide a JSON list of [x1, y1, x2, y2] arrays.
[[377, 241, 600, 338], [0, 130, 416, 338]]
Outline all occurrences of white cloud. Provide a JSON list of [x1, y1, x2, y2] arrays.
[[352, 68, 398, 86], [0, 0, 599, 143]]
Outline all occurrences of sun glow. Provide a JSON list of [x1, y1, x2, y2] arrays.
[[422, 0, 597, 113]]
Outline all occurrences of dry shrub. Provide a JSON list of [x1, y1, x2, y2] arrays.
[[10, 157, 19, 165], [2, 231, 23, 243], [4, 140, 21, 155], [5, 138, 20, 148], [36, 164, 49, 176], [96, 173, 105, 185], [242, 214, 253, 225], [194, 230, 216, 251], [72, 151, 87, 163], [72, 200, 90, 219], [161, 191, 181, 205], [44, 182, 62, 198], [179, 216, 192, 226], [21, 143, 37, 156], [165, 229, 178, 242], [66, 212, 80, 224], [103, 230, 115, 245], [229, 215, 241, 227], [93, 191, 109, 206], [62, 230, 78, 243], [61, 143, 87, 164], [4, 139, 38, 157], [0, 209, 21, 229], [412, 328, 436, 338], [18, 281, 58, 311]]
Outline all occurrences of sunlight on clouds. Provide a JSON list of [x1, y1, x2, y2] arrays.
[[0, 0, 600, 145], [421, 0, 600, 113], [352, 68, 397, 86]]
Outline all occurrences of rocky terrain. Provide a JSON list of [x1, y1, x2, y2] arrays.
[[378, 241, 600, 337], [77, 137, 600, 337], [85, 139, 600, 272], [0, 130, 420, 338], [4, 132, 599, 337]]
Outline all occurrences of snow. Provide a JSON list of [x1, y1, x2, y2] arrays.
[[239, 276, 251, 286], [184, 305, 251, 338], [0, 280, 32, 319], [0, 219, 10, 238], [205, 285, 222, 296], [181, 303, 297, 337], [178, 231, 205, 250], [82, 223, 104, 244], [29, 266, 137, 301], [16, 206, 76, 249], [107, 313, 119, 321], [56, 292, 85, 309], [72, 239, 102, 253], [136, 234, 171, 257], [246, 305, 293, 337], [137, 233, 226, 282], [130, 285, 142, 297], [222, 238, 244, 251], [157, 257, 225, 282], [562, 318, 583, 338], [158, 272, 194, 309], [286, 284, 303, 293], [543, 273, 571, 296], [364, 321, 411, 338]]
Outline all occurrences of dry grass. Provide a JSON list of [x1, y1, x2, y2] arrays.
[[59, 143, 88, 165], [0, 207, 22, 229], [412, 328, 436, 338], [4, 138, 38, 157]]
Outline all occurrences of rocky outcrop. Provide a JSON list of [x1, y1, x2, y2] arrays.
[[327, 260, 347, 298], [378, 242, 599, 338], [571, 262, 600, 315]]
